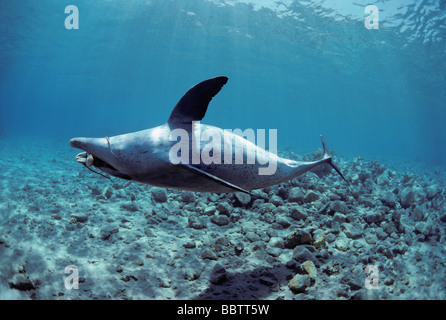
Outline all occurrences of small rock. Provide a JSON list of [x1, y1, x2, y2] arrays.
[[330, 201, 349, 214], [120, 203, 139, 212], [269, 237, 285, 249], [342, 223, 362, 239], [359, 197, 374, 208], [270, 195, 284, 206], [9, 274, 35, 291], [305, 191, 320, 203], [276, 215, 291, 228], [366, 211, 383, 224], [121, 274, 138, 282], [188, 216, 207, 229], [234, 192, 251, 206], [181, 191, 196, 203], [234, 242, 244, 256], [426, 185, 440, 200], [364, 230, 378, 245], [183, 267, 202, 281], [210, 264, 227, 285], [215, 237, 231, 247], [286, 260, 299, 269], [201, 248, 217, 260], [288, 274, 311, 293], [132, 257, 144, 266], [158, 277, 171, 288], [203, 205, 217, 216], [342, 274, 363, 291], [313, 232, 327, 248], [381, 191, 398, 209], [100, 225, 119, 240], [155, 209, 168, 220], [103, 225, 119, 234], [327, 192, 341, 201], [358, 172, 370, 183], [210, 214, 230, 226], [331, 221, 341, 234], [333, 212, 346, 224], [258, 203, 276, 214], [91, 187, 101, 196], [242, 221, 256, 234], [349, 186, 360, 199], [285, 229, 313, 249], [251, 190, 269, 200], [293, 246, 319, 266], [415, 222, 432, 236], [334, 237, 350, 251], [376, 227, 388, 240], [288, 188, 305, 203], [259, 269, 278, 286], [377, 174, 389, 186], [252, 241, 266, 251], [302, 260, 317, 278], [245, 231, 261, 243], [411, 206, 425, 222], [216, 202, 232, 216], [266, 247, 282, 257], [183, 241, 196, 249], [290, 208, 307, 221], [399, 187, 415, 208], [71, 215, 88, 223], [273, 205, 289, 216], [115, 189, 125, 199], [96, 194, 107, 201], [152, 188, 167, 203], [103, 187, 113, 199]]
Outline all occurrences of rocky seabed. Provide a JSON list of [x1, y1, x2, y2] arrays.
[[0, 139, 445, 300]]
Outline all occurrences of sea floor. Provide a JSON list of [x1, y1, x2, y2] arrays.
[[0, 137, 445, 300]]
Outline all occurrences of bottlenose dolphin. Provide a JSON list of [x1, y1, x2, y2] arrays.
[[70, 76, 345, 193]]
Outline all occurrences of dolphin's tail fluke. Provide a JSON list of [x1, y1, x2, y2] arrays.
[[319, 135, 346, 181], [288, 135, 346, 182]]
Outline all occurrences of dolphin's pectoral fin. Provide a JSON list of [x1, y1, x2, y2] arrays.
[[180, 163, 250, 194], [167, 76, 228, 126]]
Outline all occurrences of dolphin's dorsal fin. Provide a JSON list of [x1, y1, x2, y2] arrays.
[[168, 76, 228, 126]]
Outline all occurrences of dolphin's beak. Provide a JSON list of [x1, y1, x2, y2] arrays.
[[70, 137, 109, 156], [70, 137, 112, 169], [70, 138, 94, 151], [70, 138, 80, 148], [69, 136, 131, 181]]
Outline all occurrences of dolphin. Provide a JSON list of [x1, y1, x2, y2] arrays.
[[70, 76, 345, 194]]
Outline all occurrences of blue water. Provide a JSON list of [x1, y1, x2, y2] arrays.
[[1, 0, 445, 168]]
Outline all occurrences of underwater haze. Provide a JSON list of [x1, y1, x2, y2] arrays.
[[1, 0, 446, 301], [1, 0, 445, 167]]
